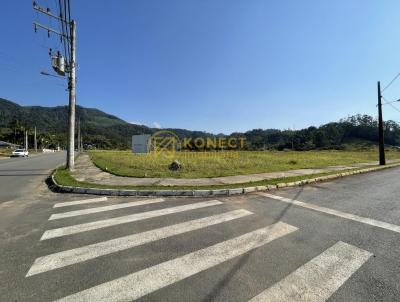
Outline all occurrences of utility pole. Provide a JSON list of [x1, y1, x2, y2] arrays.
[[25, 130, 28, 151], [34, 126, 37, 152], [77, 117, 81, 153], [33, 1, 77, 170], [67, 20, 77, 167], [377, 81, 386, 165]]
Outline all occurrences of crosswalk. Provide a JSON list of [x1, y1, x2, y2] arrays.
[[27, 196, 373, 301]]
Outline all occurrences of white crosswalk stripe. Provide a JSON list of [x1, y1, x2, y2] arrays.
[[41, 200, 222, 240], [53, 197, 108, 208], [247, 241, 372, 302], [26, 209, 253, 276], [49, 198, 165, 220], [54, 222, 298, 302], [258, 192, 400, 234], [28, 197, 373, 301]]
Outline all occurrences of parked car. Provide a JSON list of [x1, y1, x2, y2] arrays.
[[11, 149, 29, 157]]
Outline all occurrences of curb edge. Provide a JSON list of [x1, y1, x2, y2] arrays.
[[51, 163, 400, 197]]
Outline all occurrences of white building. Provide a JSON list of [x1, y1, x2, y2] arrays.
[[132, 134, 151, 153]]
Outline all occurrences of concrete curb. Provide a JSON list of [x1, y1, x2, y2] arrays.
[[51, 163, 400, 197]]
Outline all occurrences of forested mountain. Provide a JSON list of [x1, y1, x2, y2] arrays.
[[0, 98, 209, 149], [0, 98, 150, 148], [1, 98, 399, 150]]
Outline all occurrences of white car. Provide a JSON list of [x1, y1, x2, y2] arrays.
[[11, 149, 29, 157]]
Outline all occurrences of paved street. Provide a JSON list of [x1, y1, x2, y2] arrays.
[[1, 165, 400, 301], [0, 152, 66, 203]]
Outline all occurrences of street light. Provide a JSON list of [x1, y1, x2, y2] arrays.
[[40, 70, 64, 78]]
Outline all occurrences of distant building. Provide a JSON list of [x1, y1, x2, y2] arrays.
[[0, 141, 20, 149], [132, 134, 151, 153]]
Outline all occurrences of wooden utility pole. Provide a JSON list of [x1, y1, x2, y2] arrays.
[[67, 20, 77, 169], [377, 81, 386, 165]]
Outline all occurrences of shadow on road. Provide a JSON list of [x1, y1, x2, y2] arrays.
[[202, 187, 304, 301]]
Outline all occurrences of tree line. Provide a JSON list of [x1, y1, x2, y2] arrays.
[[240, 114, 400, 151], [1, 113, 399, 151]]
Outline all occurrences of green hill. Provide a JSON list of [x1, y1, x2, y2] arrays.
[[0, 98, 212, 149], [1, 98, 399, 150], [0, 98, 152, 148]]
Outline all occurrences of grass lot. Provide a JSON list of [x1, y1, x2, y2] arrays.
[[88, 149, 400, 178]]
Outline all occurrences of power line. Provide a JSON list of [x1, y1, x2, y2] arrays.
[[55, 0, 70, 64], [33, 0, 77, 169], [381, 72, 400, 93], [382, 96, 400, 114], [67, 0, 71, 24]]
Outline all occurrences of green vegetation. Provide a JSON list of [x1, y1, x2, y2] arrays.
[[89, 150, 400, 178], [0, 98, 150, 149], [2, 98, 400, 151], [0, 149, 12, 157], [54, 166, 364, 191]]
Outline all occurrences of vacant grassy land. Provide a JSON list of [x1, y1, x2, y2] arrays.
[[88, 150, 400, 178]]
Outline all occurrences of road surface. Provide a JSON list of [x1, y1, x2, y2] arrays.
[[0, 152, 65, 203], [0, 162, 399, 301]]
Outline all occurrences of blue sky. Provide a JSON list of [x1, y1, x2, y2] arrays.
[[1, 1, 400, 134]]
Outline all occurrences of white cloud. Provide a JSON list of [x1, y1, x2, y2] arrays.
[[130, 121, 147, 126], [153, 122, 162, 129]]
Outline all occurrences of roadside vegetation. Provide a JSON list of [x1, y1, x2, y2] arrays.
[[0, 149, 12, 157], [54, 166, 364, 191], [88, 149, 400, 178]]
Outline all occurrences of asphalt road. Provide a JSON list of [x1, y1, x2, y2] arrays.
[[1, 164, 400, 301], [0, 152, 66, 203]]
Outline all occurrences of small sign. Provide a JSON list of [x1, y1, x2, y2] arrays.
[[132, 134, 151, 153]]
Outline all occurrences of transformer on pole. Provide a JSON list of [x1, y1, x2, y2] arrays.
[[33, 1, 77, 170]]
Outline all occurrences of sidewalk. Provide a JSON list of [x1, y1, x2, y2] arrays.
[[71, 154, 400, 187]]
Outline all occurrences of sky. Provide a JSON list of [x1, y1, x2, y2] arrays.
[[1, 0, 400, 134]]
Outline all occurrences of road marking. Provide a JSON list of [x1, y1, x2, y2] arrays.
[[53, 197, 108, 208], [41, 200, 223, 240], [27, 209, 253, 276], [54, 222, 298, 302], [49, 198, 165, 220], [247, 241, 372, 302], [258, 192, 400, 234]]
